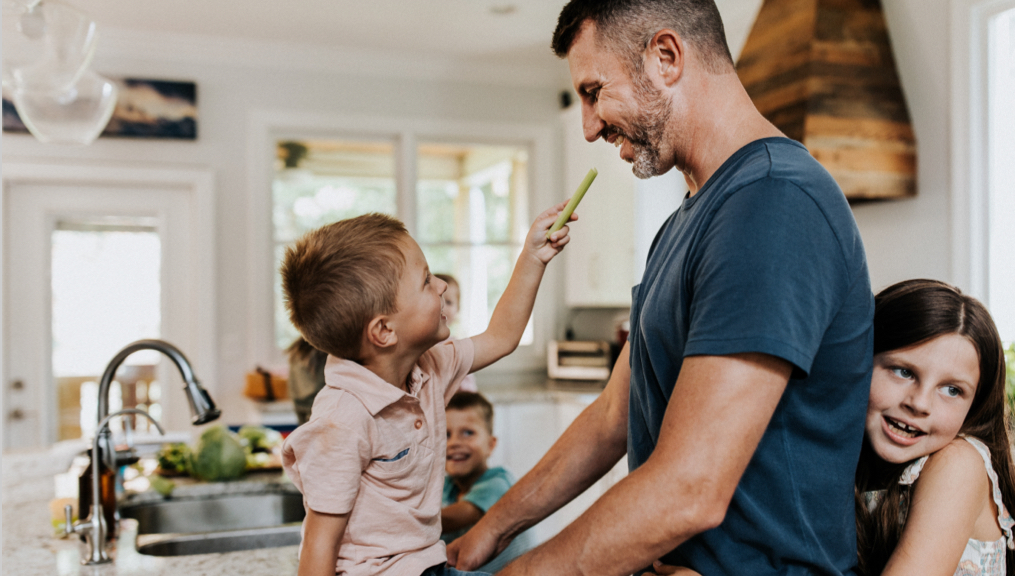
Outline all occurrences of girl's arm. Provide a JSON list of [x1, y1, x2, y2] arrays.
[[470, 201, 573, 372], [882, 439, 991, 576], [299, 508, 349, 576]]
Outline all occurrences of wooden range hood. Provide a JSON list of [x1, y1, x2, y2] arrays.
[[736, 0, 916, 200]]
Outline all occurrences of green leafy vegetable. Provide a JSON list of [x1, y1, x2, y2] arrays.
[[156, 442, 192, 474], [149, 474, 176, 497], [237, 425, 283, 454], [188, 426, 248, 482]]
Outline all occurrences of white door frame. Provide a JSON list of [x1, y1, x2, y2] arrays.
[[2, 161, 216, 448], [950, 0, 1015, 298]]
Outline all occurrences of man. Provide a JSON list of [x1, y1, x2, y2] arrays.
[[447, 1, 873, 575]]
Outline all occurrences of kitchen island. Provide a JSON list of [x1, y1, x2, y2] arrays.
[[2, 443, 300, 576], [2, 377, 621, 574]]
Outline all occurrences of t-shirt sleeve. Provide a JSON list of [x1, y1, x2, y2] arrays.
[[425, 338, 477, 404], [281, 411, 372, 515], [461, 469, 513, 513], [684, 179, 850, 378]]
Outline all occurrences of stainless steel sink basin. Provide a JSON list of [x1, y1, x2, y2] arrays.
[[135, 525, 302, 556], [121, 492, 305, 534], [120, 491, 305, 556]]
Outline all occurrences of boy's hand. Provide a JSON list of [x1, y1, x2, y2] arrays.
[[526, 200, 576, 265]]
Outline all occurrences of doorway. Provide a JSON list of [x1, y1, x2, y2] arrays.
[[2, 163, 216, 449]]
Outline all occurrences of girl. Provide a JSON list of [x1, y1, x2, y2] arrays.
[[649, 279, 1015, 576], [855, 279, 1015, 575]]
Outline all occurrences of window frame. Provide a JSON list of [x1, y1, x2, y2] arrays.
[[248, 110, 562, 376], [950, 0, 1015, 306]]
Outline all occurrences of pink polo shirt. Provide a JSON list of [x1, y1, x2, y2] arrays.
[[282, 339, 475, 576]]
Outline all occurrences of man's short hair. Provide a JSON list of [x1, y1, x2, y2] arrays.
[[281, 213, 407, 360], [447, 391, 495, 434], [551, 0, 735, 75]]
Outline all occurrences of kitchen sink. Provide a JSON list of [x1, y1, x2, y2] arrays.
[[121, 491, 305, 534], [120, 491, 305, 556], [135, 524, 302, 556]]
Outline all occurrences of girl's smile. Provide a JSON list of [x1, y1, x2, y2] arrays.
[[865, 333, 980, 464]]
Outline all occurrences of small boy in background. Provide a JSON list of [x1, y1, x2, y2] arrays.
[[280, 203, 574, 576], [441, 392, 533, 573], [435, 274, 476, 393]]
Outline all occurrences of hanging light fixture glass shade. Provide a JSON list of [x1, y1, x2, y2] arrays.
[[13, 69, 118, 144], [2, 0, 97, 93]]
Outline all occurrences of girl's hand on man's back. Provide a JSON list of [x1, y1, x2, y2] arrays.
[[646, 561, 702, 576]]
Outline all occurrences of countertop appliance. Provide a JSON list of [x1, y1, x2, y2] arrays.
[[547, 340, 612, 381]]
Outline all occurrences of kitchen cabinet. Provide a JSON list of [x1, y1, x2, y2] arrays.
[[560, 104, 684, 306], [487, 390, 627, 546], [561, 104, 636, 307]]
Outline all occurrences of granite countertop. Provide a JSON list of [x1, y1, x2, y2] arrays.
[[3, 443, 300, 576], [475, 373, 607, 404], [2, 377, 600, 575]]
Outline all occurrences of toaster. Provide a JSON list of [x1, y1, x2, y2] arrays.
[[547, 340, 612, 380]]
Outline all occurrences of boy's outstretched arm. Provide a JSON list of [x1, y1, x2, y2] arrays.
[[298, 508, 349, 576], [470, 201, 574, 372]]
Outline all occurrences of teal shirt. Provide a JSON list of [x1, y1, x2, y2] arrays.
[[442, 467, 534, 573]]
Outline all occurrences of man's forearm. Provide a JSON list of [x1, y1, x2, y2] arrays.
[[502, 457, 718, 576], [501, 354, 792, 576], [481, 382, 628, 542]]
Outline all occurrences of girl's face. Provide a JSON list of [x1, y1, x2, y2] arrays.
[[441, 284, 460, 327], [866, 333, 980, 464]]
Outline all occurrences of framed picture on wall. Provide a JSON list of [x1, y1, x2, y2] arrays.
[[2, 77, 198, 140]]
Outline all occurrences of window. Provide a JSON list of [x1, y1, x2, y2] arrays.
[[51, 219, 163, 439], [272, 138, 530, 350]]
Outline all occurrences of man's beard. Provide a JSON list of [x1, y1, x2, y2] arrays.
[[621, 71, 672, 179]]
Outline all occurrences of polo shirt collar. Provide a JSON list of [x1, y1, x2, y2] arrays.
[[323, 356, 432, 416]]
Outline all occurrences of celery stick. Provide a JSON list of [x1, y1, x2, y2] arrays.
[[547, 168, 597, 238]]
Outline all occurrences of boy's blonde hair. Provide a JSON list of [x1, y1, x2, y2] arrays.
[[281, 213, 407, 360]]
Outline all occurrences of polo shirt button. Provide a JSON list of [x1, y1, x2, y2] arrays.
[[414, 420, 422, 429]]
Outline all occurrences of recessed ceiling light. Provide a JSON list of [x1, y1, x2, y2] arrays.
[[490, 4, 517, 15]]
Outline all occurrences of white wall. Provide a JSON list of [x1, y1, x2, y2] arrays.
[[3, 33, 564, 428], [852, 0, 954, 294]]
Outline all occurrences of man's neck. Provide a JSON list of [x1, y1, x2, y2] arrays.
[[679, 72, 784, 195]]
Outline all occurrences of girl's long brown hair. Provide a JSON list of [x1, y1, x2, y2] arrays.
[[855, 279, 1014, 575]]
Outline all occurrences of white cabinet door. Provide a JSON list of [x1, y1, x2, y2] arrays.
[[561, 105, 636, 307]]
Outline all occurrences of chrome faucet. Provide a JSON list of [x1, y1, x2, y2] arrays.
[[66, 408, 165, 564], [95, 339, 220, 466], [97, 339, 220, 428]]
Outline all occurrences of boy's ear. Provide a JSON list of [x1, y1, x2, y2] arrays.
[[488, 435, 498, 452], [365, 315, 398, 349]]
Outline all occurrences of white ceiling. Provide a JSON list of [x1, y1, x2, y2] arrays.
[[70, 0, 763, 87]]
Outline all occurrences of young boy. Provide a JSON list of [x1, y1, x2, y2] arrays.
[[441, 392, 533, 573], [280, 204, 574, 576]]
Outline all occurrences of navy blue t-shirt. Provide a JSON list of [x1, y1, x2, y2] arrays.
[[628, 138, 873, 575]]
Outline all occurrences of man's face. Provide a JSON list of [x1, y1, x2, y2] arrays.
[[568, 22, 673, 179]]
